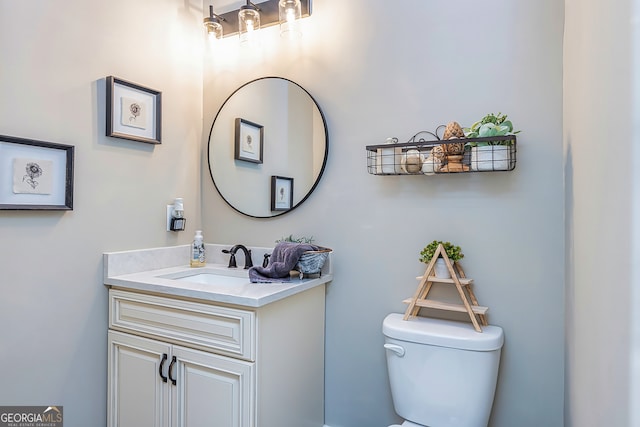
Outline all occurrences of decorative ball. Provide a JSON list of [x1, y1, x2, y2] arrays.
[[421, 154, 441, 175], [430, 144, 446, 161], [401, 149, 424, 173]]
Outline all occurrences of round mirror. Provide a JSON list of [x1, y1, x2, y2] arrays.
[[208, 77, 328, 218]]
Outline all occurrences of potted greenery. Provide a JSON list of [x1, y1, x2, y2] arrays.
[[419, 240, 464, 278], [274, 234, 332, 278], [464, 112, 520, 171], [275, 234, 315, 244]]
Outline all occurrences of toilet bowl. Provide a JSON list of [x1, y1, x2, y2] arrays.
[[383, 313, 504, 427]]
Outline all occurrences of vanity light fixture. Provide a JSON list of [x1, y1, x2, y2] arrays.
[[279, 0, 302, 39], [202, 0, 311, 40], [203, 5, 225, 40], [238, 1, 261, 43]]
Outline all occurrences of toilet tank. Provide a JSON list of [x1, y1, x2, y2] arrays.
[[383, 313, 504, 427]]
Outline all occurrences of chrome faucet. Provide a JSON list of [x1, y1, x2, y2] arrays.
[[222, 244, 253, 269]]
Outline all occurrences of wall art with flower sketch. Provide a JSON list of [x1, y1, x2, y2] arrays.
[[0, 135, 74, 210], [106, 76, 162, 144], [13, 158, 54, 194], [271, 175, 293, 211], [235, 118, 264, 163]]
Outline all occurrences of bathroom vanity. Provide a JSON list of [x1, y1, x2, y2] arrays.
[[104, 244, 332, 427]]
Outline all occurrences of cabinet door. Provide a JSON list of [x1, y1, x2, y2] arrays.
[[108, 331, 171, 427], [171, 345, 255, 427]]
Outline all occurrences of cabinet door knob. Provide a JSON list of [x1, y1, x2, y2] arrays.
[[169, 356, 177, 386], [159, 353, 168, 383]]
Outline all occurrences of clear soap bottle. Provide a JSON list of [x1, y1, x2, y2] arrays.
[[190, 230, 206, 267]]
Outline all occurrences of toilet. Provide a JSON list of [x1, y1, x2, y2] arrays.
[[383, 313, 504, 427]]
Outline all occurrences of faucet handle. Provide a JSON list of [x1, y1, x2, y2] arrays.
[[222, 249, 237, 268]]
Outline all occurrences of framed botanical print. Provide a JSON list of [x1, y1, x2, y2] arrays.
[[106, 76, 162, 144], [0, 134, 74, 210], [271, 175, 293, 211], [235, 118, 264, 163]]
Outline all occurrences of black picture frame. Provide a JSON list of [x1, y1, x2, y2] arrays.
[[271, 175, 293, 211], [0, 134, 74, 210], [234, 118, 264, 163], [106, 76, 162, 144]]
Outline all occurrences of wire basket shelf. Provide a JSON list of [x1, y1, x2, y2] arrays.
[[366, 135, 517, 175]]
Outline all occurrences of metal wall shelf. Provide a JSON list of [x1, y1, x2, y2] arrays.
[[366, 135, 517, 175]]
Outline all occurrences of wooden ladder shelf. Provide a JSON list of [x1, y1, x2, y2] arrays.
[[403, 244, 489, 332]]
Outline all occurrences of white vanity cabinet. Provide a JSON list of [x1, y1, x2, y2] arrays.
[[107, 284, 326, 427]]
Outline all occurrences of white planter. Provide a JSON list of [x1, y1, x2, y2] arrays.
[[470, 145, 514, 171], [434, 258, 451, 278]]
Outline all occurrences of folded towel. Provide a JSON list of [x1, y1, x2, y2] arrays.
[[249, 242, 319, 283]]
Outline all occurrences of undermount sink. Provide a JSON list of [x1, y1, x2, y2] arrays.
[[172, 273, 250, 286], [158, 266, 251, 286]]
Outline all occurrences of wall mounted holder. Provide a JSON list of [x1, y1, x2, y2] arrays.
[[166, 198, 186, 232]]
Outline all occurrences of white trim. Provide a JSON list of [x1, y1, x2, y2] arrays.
[[631, 2, 640, 425]]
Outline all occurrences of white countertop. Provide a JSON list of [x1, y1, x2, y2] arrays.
[[103, 244, 333, 308]]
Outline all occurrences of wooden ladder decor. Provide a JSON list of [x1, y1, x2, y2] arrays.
[[402, 244, 489, 332]]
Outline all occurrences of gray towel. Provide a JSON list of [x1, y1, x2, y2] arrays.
[[249, 242, 318, 283]]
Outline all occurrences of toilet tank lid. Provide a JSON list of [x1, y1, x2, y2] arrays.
[[383, 313, 504, 351]]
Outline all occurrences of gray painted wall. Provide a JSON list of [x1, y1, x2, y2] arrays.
[[203, 0, 565, 426], [4, 0, 637, 426]]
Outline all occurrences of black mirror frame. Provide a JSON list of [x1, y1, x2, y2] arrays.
[[207, 77, 329, 219]]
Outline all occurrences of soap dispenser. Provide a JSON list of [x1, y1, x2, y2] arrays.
[[190, 230, 206, 267]]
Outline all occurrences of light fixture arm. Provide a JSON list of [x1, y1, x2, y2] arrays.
[[207, 5, 225, 22], [241, 1, 260, 11]]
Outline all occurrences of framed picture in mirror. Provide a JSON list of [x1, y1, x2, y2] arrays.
[[271, 176, 293, 211], [235, 118, 264, 163]]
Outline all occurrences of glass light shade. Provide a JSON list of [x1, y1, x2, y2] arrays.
[[279, 0, 302, 38], [204, 19, 223, 40], [238, 6, 260, 43], [204, 6, 223, 41]]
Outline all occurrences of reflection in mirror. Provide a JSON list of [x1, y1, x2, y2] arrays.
[[208, 77, 328, 218]]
